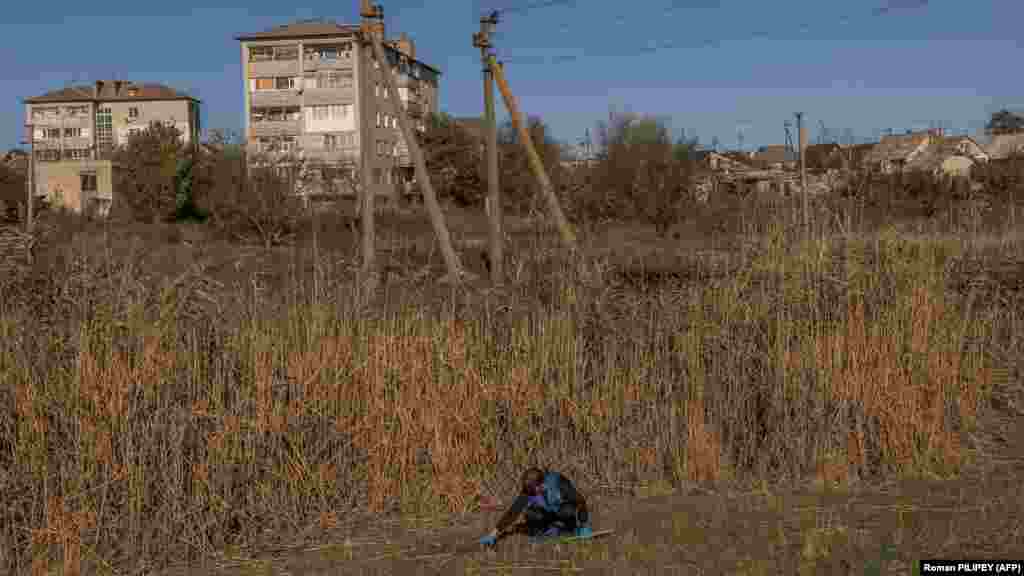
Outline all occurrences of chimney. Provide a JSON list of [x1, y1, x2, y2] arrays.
[[396, 32, 415, 59], [94, 80, 105, 98], [114, 80, 124, 96]]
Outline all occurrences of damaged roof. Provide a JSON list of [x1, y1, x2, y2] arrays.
[[904, 136, 975, 172], [985, 133, 1024, 159], [863, 131, 932, 164]]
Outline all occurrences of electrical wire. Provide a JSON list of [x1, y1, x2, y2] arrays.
[[493, 0, 929, 66], [484, 0, 577, 18]]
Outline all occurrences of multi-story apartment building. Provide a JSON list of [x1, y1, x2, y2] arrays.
[[236, 18, 440, 200], [22, 81, 201, 214]]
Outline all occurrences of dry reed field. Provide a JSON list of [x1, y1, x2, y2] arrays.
[[2, 187, 1023, 575]]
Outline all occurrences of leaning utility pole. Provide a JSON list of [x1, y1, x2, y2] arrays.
[[365, 1, 465, 282], [358, 2, 378, 278], [474, 11, 503, 283], [489, 57, 577, 252], [795, 112, 808, 235]]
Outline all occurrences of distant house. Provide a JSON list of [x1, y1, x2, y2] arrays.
[[753, 145, 797, 170], [985, 133, 1024, 160], [905, 136, 986, 177], [865, 131, 988, 177], [845, 142, 877, 171], [862, 131, 935, 174], [697, 150, 751, 173], [802, 143, 843, 172]]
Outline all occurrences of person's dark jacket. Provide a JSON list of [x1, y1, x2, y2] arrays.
[[495, 470, 589, 533]]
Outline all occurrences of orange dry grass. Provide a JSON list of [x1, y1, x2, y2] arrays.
[[686, 396, 722, 483], [350, 321, 497, 513], [814, 290, 989, 476]]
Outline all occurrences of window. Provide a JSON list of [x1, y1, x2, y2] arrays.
[[44, 128, 61, 139], [275, 76, 296, 90], [36, 150, 61, 162], [96, 107, 113, 149], [274, 45, 298, 61], [128, 128, 142, 137], [80, 172, 97, 193], [329, 104, 347, 119], [250, 46, 274, 61], [254, 78, 274, 91], [375, 83, 380, 97], [129, 107, 139, 119], [324, 134, 339, 150], [64, 148, 90, 160], [398, 87, 409, 101], [64, 128, 83, 138]]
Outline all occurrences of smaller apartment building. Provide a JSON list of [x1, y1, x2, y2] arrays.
[[23, 81, 200, 215], [236, 19, 440, 200]]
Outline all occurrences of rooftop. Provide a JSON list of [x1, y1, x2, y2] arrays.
[[863, 131, 935, 163], [234, 18, 359, 41], [25, 81, 198, 104]]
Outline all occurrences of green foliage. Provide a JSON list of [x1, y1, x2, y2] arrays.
[[585, 111, 696, 234], [112, 122, 191, 222]]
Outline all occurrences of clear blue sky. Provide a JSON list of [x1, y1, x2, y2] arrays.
[[2, 0, 1020, 152]]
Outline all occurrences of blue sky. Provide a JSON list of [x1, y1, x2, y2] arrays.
[[2, 0, 1020, 152]]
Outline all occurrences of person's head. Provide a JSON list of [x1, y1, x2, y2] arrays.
[[521, 467, 545, 496]]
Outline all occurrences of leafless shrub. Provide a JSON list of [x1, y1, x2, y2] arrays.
[[418, 112, 484, 206], [202, 152, 307, 249]]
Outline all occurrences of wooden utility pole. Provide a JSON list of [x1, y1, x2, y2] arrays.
[[489, 57, 577, 252], [23, 123, 34, 232], [475, 11, 503, 283], [359, 1, 378, 279], [365, 1, 465, 282], [795, 112, 807, 235]]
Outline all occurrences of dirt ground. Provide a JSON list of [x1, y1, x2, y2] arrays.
[[152, 384, 1023, 576]]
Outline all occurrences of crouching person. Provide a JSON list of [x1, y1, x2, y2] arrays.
[[480, 467, 592, 546]]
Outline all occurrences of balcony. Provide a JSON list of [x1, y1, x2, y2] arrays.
[[250, 90, 301, 107], [248, 59, 300, 78], [403, 100, 423, 118], [303, 54, 355, 72], [249, 119, 302, 138]]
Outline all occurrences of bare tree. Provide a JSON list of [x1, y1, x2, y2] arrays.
[[204, 152, 306, 250]]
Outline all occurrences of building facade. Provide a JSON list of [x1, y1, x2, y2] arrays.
[[235, 19, 440, 200], [23, 81, 200, 215]]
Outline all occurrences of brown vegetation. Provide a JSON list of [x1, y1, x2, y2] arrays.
[[1, 116, 1023, 574]]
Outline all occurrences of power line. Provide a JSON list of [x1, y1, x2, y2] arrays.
[[495, 0, 930, 65], [485, 0, 576, 18]]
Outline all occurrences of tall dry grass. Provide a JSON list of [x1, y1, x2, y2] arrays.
[[1, 203, 1020, 574]]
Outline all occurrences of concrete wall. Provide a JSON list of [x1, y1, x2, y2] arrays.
[[241, 32, 439, 201], [104, 99, 195, 144], [26, 98, 198, 153], [34, 159, 115, 215]]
